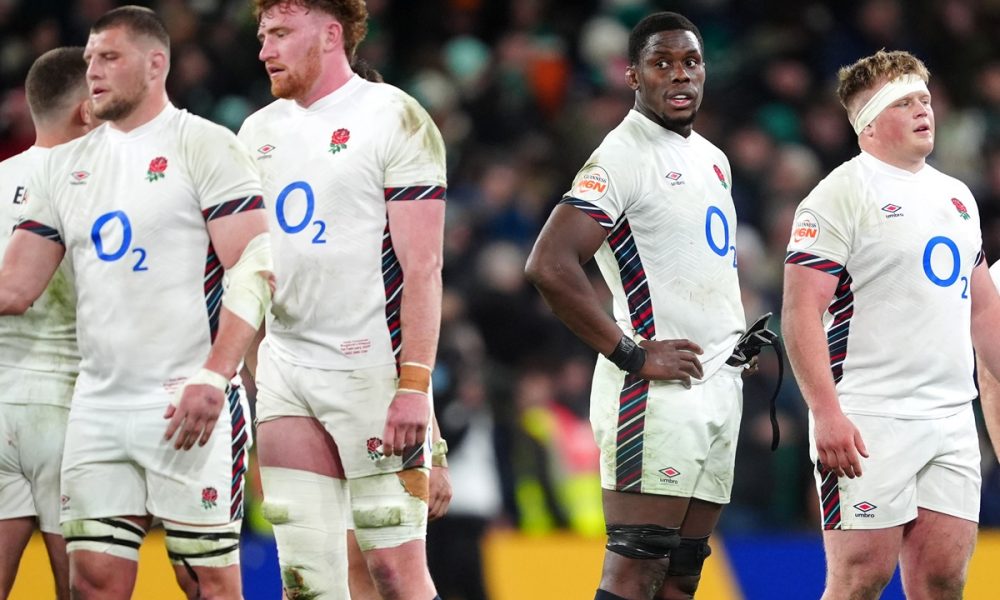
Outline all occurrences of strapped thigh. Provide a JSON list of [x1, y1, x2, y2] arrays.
[[260, 466, 350, 600], [605, 523, 681, 560], [62, 517, 147, 561], [667, 535, 712, 576], [349, 469, 429, 551], [163, 520, 242, 568]]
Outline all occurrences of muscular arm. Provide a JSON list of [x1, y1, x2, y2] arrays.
[[782, 262, 868, 477], [525, 204, 703, 383], [380, 199, 445, 456], [204, 209, 272, 378], [970, 261, 1000, 459], [525, 204, 625, 355], [388, 199, 445, 367], [164, 209, 272, 450], [0, 230, 64, 315]]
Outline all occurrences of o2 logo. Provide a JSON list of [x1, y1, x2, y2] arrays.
[[275, 181, 327, 244], [923, 235, 967, 298], [705, 205, 737, 267], [90, 211, 148, 271]]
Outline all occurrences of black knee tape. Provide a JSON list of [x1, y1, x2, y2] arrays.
[[605, 523, 680, 560], [667, 535, 712, 577]]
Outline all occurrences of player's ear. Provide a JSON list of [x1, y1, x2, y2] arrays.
[[148, 48, 169, 81], [324, 18, 344, 53], [78, 98, 93, 127], [626, 64, 639, 90]]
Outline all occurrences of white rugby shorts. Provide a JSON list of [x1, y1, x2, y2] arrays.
[[590, 355, 743, 503], [810, 404, 980, 530], [60, 390, 250, 526], [0, 403, 69, 533], [255, 340, 431, 479]]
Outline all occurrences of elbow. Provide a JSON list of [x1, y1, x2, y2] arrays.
[[401, 253, 443, 282], [524, 252, 559, 293], [779, 303, 793, 333], [779, 302, 803, 346], [524, 252, 543, 288], [0, 294, 31, 316]]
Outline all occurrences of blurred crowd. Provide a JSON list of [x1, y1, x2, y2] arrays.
[[2, 0, 1000, 596]]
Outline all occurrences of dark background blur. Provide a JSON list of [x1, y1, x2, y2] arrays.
[[2, 0, 999, 596]]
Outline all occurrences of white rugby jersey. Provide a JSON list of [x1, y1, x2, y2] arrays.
[[19, 105, 263, 409], [238, 75, 447, 370], [562, 109, 745, 381], [786, 152, 981, 418], [0, 146, 78, 406]]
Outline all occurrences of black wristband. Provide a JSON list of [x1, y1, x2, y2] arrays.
[[607, 335, 647, 374]]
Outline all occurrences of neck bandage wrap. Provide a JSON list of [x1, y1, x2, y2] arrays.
[[852, 74, 929, 135]]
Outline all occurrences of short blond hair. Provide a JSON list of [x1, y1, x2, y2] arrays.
[[837, 50, 930, 118]]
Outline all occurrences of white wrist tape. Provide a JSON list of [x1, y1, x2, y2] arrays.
[[222, 232, 274, 329], [852, 73, 929, 134], [184, 368, 230, 392]]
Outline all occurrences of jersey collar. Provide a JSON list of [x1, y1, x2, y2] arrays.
[[104, 104, 178, 142], [627, 109, 694, 146], [293, 74, 365, 114], [858, 150, 930, 180]]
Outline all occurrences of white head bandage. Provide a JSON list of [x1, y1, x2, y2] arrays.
[[851, 73, 929, 135]]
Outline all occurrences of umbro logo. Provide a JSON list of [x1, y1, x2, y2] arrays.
[[881, 203, 904, 219], [659, 467, 681, 484], [665, 171, 685, 187], [854, 501, 877, 518], [70, 171, 89, 185], [256, 144, 275, 160]]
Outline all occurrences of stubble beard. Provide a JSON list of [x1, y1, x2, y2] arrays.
[[94, 78, 148, 123], [270, 43, 322, 101]]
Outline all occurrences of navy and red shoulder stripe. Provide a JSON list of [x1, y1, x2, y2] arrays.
[[202, 195, 265, 221], [384, 185, 446, 202], [785, 251, 844, 275], [559, 197, 613, 231], [15, 220, 63, 245]]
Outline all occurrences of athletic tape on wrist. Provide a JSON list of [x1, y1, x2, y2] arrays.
[[607, 335, 646, 374], [398, 362, 432, 394], [185, 368, 230, 392], [431, 439, 448, 467], [852, 74, 929, 134]]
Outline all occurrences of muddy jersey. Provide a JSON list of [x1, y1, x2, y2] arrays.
[[0, 146, 78, 406], [560, 109, 744, 381], [19, 105, 263, 409], [786, 152, 981, 418], [238, 75, 447, 370]]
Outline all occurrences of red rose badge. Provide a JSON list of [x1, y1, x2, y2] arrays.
[[201, 486, 218, 509], [147, 156, 168, 182], [366, 436, 383, 461], [329, 128, 350, 154], [951, 198, 970, 221], [713, 164, 728, 189]]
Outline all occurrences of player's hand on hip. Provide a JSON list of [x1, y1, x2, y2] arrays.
[[813, 410, 869, 479], [638, 339, 704, 386], [741, 356, 759, 378], [163, 384, 225, 451], [382, 391, 431, 457], [428, 464, 452, 521]]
